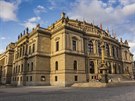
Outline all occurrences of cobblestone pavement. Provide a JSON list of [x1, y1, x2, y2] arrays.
[[0, 86, 135, 101]]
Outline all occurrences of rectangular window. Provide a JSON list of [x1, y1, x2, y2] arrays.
[[55, 61, 58, 70], [21, 64, 23, 72], [55, 76, 58, 81], [88, 41, 93, 53], [20, 77, 22, 81], [74, 76, 78, 81], [31, 62, 33, 71], [33, 44, 35, 53], [73, 40, 76, 51], [18, 65, 20, 73], [29, 46, 31, 54], [23, 46, 25, 55], [27, 63, 29, 71], [56, 41, 59, 51], [20, 48, 22, 57], [30, 76, 32, 81], [13, 67, 15, 73]]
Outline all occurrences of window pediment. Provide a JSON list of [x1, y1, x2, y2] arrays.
[[72, 36, 78, 40], [55, 37, 60, 41]]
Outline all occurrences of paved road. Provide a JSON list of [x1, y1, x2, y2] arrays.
[[0, 86, 135, 101]]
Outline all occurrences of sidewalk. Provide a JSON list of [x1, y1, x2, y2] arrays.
[[107, 80, 135, 87]]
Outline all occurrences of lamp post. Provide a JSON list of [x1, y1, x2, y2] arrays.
[[99, 34, 108, 83]]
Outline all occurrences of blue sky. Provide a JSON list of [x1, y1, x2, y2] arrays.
[[0, 0, 135, 59]]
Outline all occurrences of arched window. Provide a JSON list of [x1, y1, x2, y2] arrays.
[[72, 40, 77, 51], [98, 41, 101, 55], [89, 61, 94, 74], [116, 47, 119, 58], [107, 62, 111, 74], [125, 51, 127, 60], [105, 43, 110, 56], [55, 61, 58, 70], [88, 40, 93, 53], [113, 64, 117, 74], [112, 46, 115, 57], [73, 60, 77, 70]]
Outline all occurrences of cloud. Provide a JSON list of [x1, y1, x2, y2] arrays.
[[0, 0, 21, 21], [0, 49, 4, 54], [21, 16, 41, 29], [34, 5, 46, 14], [119, 0, 135, 6], [122, 3, 135, 16], [48, 0, 57, 10], [0, 37, 6, 40], [28, 16, 41, 22], [48, 0, 69, 10]]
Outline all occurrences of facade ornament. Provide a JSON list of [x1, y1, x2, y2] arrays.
[[124, 40, 128, 45], [120, 38, 123, 43], [26, 27, 29, 34], [100, 23, 102, 29], [66, 16, 69, 20], [18, 35, 20, 39], [61, 12, 65, 19], [20, 33, 22, 37], [23, 30, 25, 35], [65, 16, 69, 24], [52, 23, 55, 28], [106, 28, 109, 33], [61, 12, 66, 24], [36, 24, 40, 28], [78, 21, 81, 26]]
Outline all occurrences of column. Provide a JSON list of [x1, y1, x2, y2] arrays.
[[109, 44, 112, 57], [96, 40, 98, 55], [111, 62, 114, 74], [93, 40, 96, 54], [94, 60, 98, 74], [81, 38, 84, 53]]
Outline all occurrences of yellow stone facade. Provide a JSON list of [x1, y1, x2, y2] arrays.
[[0, 13, 134, 86]]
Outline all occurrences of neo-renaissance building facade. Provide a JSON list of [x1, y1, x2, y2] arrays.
[[0, 13, 134, 86]]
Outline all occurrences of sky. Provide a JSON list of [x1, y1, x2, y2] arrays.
[[0, 0, 135, 59]]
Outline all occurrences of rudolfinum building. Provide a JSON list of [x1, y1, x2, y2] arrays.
[[0, 13, 134, 87]]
